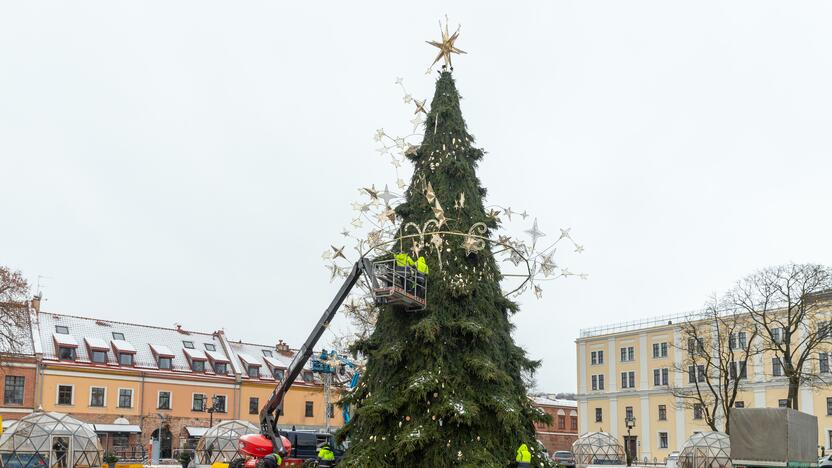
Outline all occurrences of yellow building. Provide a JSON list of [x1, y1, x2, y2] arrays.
[[576, 304, 832, 462], [25, 309, 348, 459]]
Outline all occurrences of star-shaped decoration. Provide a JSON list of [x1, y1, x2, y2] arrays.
[[463, 235, 481, 256], [321, 250, 333, 260], [533, 285, 543, 299], [520, 210, 529, 220], [344, 299, 360, 314], [363, 185, 379, 199], [486, 209, 501, 222], [403, 94, 413, 104], [574, 244, 584, 253], [524, 218, 546, 249], [504, 207, 514, 221], [405, 144, 420, 157], [367, 230, 382, 247], [377, 207, 397, 224], [326, 263, 340, 282], [497, 235, 512, 245], [331, 245, 347, 261], [410, 116, 424, 132], [351, 218, 363, 228], [432, 200, 446, 226], [396, 178, 408, 190], [378, 185, 397, 206], [390, 158, 402, 168], [394, 77, 404, 85], [426, 17, 466, 70], [340, 228, 351, 238], [540, 250, 557, 277], [430, 233, 444, 250], [413, 98, 428, 115], [374, 129, 385, 142], [351, 201, 370, 213], [506, 249, 523, 266], [559, 228, 572, 240]]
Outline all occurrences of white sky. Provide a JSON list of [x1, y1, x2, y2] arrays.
[[2, 2, 831, 393]]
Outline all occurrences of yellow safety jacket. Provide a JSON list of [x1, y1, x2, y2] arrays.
[[516, 443, 531, 463], [317, 446, 335, 460], [395, 253, 415, 267], [416, 256, 429, 275]]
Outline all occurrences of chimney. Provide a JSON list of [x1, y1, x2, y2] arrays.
[[31, 294, 42, 312], [276, 340, 291, 356]]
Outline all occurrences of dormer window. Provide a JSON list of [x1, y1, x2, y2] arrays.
[[159, 357, 172, 369], [183, 341, 195, 349], [214, 363, 228, 375], [91, 350, 107, 363], [273, 368, 284, 380], [262, 350, 273, 357], [119, 353, 134, 366], [302, 372, 313, 383], [204, 343, 216, 351], [112, 332, 125, 340], [247, 366, 259, 379], [55, 325, 69, 334], [192, 360, 205, 372], [59, 347, 76, 360]]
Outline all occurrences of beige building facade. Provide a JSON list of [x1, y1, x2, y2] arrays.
[[576, 307, 832, 462]]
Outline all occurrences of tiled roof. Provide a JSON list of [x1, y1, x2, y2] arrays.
[[38, 312, 227, 374]]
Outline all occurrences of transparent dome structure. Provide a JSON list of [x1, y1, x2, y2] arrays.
[[0, 411, 102, 468], [679, 431, 731, 468], [195, 420, 258, 464], [572, 432, 625, 468]]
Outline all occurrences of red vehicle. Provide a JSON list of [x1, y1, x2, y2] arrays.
[[231, 259, 425, 467]]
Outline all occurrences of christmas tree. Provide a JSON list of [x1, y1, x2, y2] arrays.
[[337, 36, 553, 467]]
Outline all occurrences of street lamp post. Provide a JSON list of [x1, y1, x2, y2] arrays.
[[625, 415, 637, 467]]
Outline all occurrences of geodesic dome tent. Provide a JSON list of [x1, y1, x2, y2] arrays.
[[679, 431, 731, 468], [0, 411, 102, 468], [195, 420, 258, 464], [572, 432, 625, 468]]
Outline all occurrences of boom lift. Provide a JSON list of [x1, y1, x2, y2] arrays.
[[237, 258, 426, 466]]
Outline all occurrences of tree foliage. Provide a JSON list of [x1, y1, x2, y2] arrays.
[[337, 72, 551, 467], [0, 266, 32, 358]]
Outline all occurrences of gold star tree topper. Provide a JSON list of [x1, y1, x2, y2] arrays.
[[426, 17, 466, 71]]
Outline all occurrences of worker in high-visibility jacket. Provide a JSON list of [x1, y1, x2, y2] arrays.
[[260, 451, 282, 468], [516, 443, 531, 468], [316, 442, 335, 468], [393, 252, 414, 291]]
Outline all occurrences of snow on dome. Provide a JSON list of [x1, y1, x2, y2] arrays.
[[679, 431, 731, 468], [572, 431, 625, 468], [195, 419, 258, 464], [0, 411, 103, 468]]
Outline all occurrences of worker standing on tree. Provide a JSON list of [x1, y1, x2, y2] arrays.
[[316, 442, 335, 468], [516, 443, 531, 468]]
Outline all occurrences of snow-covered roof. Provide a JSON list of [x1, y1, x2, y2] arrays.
[[150, 344, 175, 357], [38, 312, 229, 374], [531, 396, 578, 408], [237, 352, 260, 367], [84, 337, 109, 350], [206, 350, 229, 363], [53, 333, 78, 347], [111, 339, 136, 353], [184, 348, 208, 361]]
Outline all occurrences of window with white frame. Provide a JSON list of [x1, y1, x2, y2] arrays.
[[591, 350, 604, 365], [659, 432, 669, 449], [772, 328, 784, 344], [213, 395, 227, 413], [118, 389, 133, 408], [821, 353, 830, 374], [620, 347, 635, 362], [90, 387, 105, 407], [158, 391, 171, 410], [112, 332, 125, 340], [730, 361, 748, 380], [625, 406, 633, 420], [688, 337, 705, 356], [595, 408, 603, 422], [688, 364, 706, 383], [653, 368, 669, 386], [658, 404, 667, 421], [4, 376, 25, 405], [729, 332, 747, 350], [192, 393, 206, 411], [772, 357, 783, 377], [57, 385, 73, 405], [91, 350, 107, 364], [621, 371, 636, 389], [652, 342, 668, 358], [591, 374, 605, 391]]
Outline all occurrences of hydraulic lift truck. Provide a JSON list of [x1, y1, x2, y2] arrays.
[[235, 258, 426, 467]]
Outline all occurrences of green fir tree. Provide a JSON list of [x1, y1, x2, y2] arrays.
[[338, 71, 553, 468]]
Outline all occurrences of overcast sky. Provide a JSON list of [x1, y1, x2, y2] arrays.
[[2, 2, 832, 393]]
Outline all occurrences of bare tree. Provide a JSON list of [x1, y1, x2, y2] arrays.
[[0, 266, 32, 359], [670, 297, 758, 433], [728, 263, 832, 410]]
